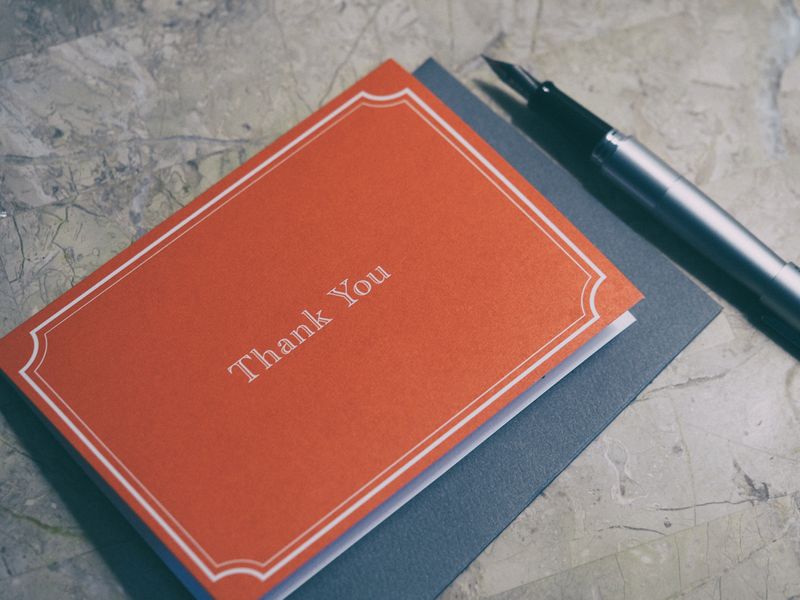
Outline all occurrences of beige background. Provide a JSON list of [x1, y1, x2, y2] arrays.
[[1, 1, 799, 598]]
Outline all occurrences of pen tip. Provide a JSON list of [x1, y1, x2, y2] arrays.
[[481, 55, 540, 99], [481, 54, 509, 74]]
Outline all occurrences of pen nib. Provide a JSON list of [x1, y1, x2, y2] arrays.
[[481, 55, 541, 100]]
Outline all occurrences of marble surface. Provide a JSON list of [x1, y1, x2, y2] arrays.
[[1, 1, 799, 598]]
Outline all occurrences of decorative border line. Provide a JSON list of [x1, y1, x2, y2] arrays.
[[18, 88, 605, 584]]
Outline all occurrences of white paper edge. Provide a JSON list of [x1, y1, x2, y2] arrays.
[[263, 310, 636, 600]]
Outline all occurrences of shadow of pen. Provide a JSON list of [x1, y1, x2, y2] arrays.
[[474, 80, 800, 361]]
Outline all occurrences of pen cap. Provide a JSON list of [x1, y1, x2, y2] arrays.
[[760, 262, 800, 332], [528, 82, 612, 159]]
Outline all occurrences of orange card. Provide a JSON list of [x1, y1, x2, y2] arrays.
[[0, 60, 641, 599]]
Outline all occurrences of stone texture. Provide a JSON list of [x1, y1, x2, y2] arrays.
[[0, 0, 140, 62], [0, 0, 255, 63], [476, 494, 800, 600], [1, 1, 799, 599]]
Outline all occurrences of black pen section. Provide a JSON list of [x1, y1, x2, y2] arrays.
[[527, 82, 612, 160]]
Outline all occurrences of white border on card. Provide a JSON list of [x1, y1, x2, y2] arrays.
[[19, 89, 606, 583]]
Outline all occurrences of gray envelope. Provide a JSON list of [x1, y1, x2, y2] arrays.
[[285, 58, 721, 600]]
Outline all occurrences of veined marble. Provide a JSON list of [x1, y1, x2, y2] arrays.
[[0, 1, 799, 598]]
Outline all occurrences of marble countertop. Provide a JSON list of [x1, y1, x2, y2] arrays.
[[1, 1, 799, 598]]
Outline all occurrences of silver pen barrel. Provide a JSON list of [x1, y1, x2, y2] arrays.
[[592, 130, 800, 332]]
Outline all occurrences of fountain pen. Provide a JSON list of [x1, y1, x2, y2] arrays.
[[484, 56, 800, 342]]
